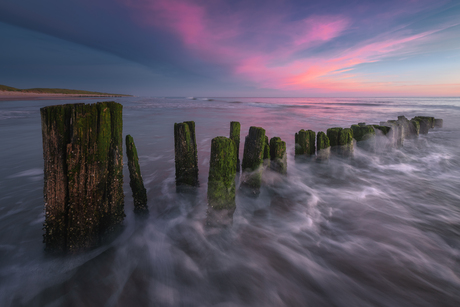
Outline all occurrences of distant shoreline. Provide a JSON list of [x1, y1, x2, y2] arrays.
[[0, 90, 129, 101]]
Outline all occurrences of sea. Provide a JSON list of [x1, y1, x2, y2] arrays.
[[1, 96, 460, 306]]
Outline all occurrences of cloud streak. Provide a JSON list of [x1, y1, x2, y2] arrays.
[[116, 0, 459, 95], [1, 0, 459, 96]]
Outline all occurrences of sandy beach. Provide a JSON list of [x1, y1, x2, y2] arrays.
[[0, 90, 127, 101]]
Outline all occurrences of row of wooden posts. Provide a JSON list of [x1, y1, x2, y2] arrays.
[[175, 115, 442, 227], [40, 101, 442, 251]]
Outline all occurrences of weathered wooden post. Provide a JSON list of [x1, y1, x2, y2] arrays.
[[410, 119, 420, 136], [397, 116, 415, 138], [206, 137, 237, 227], [316, 131, 330, 161], [295, 129, 315, 159], [174, 121, 199, 191], [263, 135, 271, 167], [326, 127, 353, 156], [351, 124, 375, 150], [269, 137, 287, 174], [372, 125, 390, 135], [41, 102, 124, 252], [411, 116, 433, 134], [241, 126, 266, 194], [230, 121, 241, 172], [126, 135, 148, 215], [327, 127, 342, 153], [339, 128, 354, 156]]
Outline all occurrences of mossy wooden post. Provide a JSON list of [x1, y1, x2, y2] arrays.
[[316, 131, 330, 161], [241, 126, 266, 194], [263, 135, 271, 167], [230, 121, 241, 172], [351, 124, 374, 142], [372, 125, 390, 135], [174, 121, 198, 192], [338, 128, 354, 157], [397, 116, 414, 138], [126, 135, 148, 215], [410, 120, 420, 136], [434, 119, 443, 128], [41, 101, 124, 252], [327, 127, 342, 154], [207, 137, 237, 227], [351, 124, 375, 150], [412, 116, 435, 134], [269, 137, 287, 174], [295, 129, 315, 159]]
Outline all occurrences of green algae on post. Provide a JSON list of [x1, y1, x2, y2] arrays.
[[412, 116, 434, 134], [372, 125, 390, 135], [263, 135, 271, 167], [230, 121, 241, 172], [241, 126, 266, 193], [269, 137, 287, 174], [339, 128, 354, 157], [126, 135, 148, 215], [207, 137, 237, 227], [174, 121, 199, 191], [351, 124, 375, 151], [295, 129, 315, 158], [316, 131, 330, 161], [410, 119, 420, 136], [327, 127, 342, 154], [40, 101, 124, 252], [351, 124, 375, 142]]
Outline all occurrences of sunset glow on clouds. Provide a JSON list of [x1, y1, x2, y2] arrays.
[[0, 0, 459, 96]]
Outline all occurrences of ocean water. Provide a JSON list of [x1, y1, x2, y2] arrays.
[[1, 96, 460, 306]]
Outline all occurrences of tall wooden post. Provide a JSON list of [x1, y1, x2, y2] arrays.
[[230, 121, 241, 172], [316, 131, 330, 161], [126, 135, 148, 215], [174, 121, 199, 191], [295, 129, 316, 159], [207, 137, 237, 227], [241, 126, 266, 194], [41, 102, 124, 252], [269, 137, 287, 174]]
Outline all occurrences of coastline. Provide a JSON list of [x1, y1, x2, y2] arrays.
[[0, 90, 128, 101]]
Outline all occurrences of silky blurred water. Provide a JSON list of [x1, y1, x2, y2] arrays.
[[1, 96, 460, 306]]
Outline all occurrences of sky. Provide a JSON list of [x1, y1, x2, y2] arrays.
[[0, 0, 459, 97]]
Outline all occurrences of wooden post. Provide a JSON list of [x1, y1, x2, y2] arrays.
[[126, 135, 148, 215], [411, 116, 434, 134], [372, 125, 391, 136], [327, 127, 342, 153], [263, 135, 270, 168], [351, 124, 375, 142], [40, 102, 124, 252], [174, 121, 199, 191], [338, 128, 354, 156], [206, 137, 237, 227], [269, 137, 287, 174], [230, 121, 241, 172], [316, 131, 330, 161], [241, 126, 266, 194], [295, 129, 315, 159]]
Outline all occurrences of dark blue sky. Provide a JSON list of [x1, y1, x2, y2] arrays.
[[1, 0, 459, 96]]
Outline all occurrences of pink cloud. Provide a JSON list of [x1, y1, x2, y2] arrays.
[[117, 0, 459, 96]]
